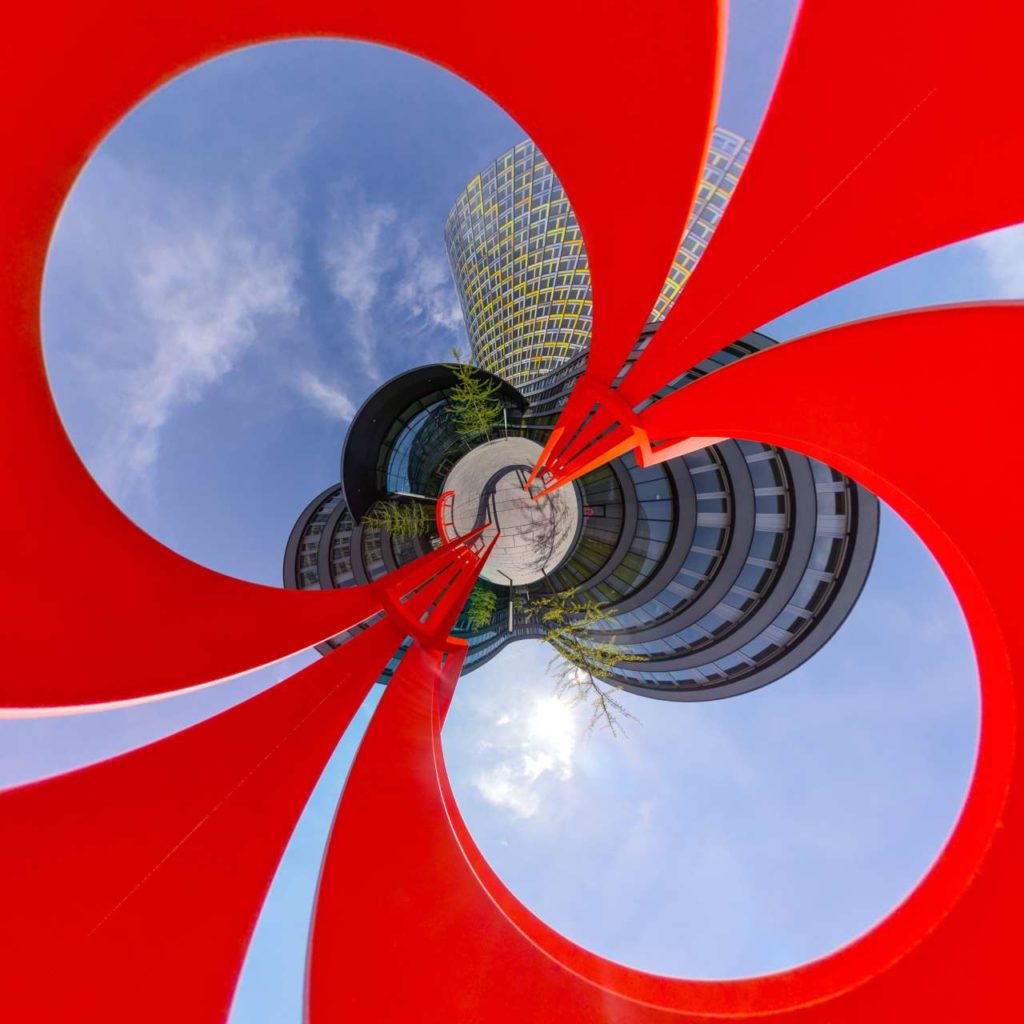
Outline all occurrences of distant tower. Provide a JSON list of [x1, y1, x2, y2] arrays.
[[444, 128, 751, 389]]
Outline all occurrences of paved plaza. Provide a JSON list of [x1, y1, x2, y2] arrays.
[[442, 437, 581, 586]]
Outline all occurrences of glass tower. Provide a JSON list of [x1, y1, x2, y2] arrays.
[[444, 128, 751, 389]]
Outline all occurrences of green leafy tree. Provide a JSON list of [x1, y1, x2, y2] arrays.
[[463, 586, 498, 630], [447, 348, 503, 440], [516, 588, 645, 737], [362, 500, 431, 538]]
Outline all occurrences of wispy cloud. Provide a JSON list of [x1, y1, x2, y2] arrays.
[[972, 223, 1024, 297], [322, 194, 398, 382], [293, 370, 356, 420], [96, 211, 297, 499], [47, 156, 300, 502], [395, 228, 464, 332], [321, 186, 465, 383], [472, 695, 578, 818]]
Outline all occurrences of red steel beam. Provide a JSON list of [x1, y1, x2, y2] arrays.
[[0, 518, 496, 1021], [2, 3, 1021, 1022], [0, 620, 405, 1022], [435, 490, 456, 543], [310, 303, 1023, 1020], [1, 0, 720, 709], [0, 520, 489, 712], [533, 0, 1024, 490]]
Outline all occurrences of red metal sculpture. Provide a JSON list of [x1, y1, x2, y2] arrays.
[[530, 1, 1024, 494], [1, 1, 1021, 1021], [2, 530, 492, 1019]]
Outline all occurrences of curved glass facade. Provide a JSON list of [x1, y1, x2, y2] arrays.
[[284, 348, 878, 702], [283, 125, 875, 703]]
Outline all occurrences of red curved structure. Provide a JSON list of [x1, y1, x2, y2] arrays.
[[436, 489, 457, 544], [1, 1, 1021, 1021], [530, 0, 1024, 494]]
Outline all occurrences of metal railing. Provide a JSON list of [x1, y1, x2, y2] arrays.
[[435, 490, 457, 544]]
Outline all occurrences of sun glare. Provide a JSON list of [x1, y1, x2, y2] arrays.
[[527, 696, 577, 762]]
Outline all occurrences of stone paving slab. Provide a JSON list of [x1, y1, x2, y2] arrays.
[[442, 437, 581, 586]]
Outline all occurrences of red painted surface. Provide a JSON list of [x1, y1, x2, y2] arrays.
[[0, 622, 403, 1021], [0, 526, 491, 1021], [1, 1, 1021, 1021], [308, 305, 1023, 1021], [0, 0, 719, 710], [534, 0, 1024, 487]]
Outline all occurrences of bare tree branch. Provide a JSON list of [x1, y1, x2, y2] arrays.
[[516, 588, 646, 737]]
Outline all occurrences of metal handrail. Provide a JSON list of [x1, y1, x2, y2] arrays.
[[435, 490, 457, 543], [436, 489, 496, 556]]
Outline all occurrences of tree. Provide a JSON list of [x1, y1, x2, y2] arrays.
[[547, 638, 642, 738], [463, 586, 498, 630], [362, 499, 431, 538], [447, 348, 503, 440], [515, 588, 645, 737]]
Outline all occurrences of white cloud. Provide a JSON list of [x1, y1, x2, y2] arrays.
[[53, 164, 301, 502], [395, 228, 465, 332], [321, 189, 465, 381], [293, 370, 356, 420], [322, 203, 397, 312], [98, 220, 296, 497], [322, 196, 397, 382], [472, 694, 578, 818], [972, 223, 1024, 297]]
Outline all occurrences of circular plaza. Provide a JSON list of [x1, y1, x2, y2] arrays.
[[441, 437, 582, 586]]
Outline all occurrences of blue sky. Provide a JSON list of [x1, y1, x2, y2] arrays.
[[7, 2, 1022, 1017]]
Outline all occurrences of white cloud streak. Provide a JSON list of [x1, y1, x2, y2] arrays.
[[321, 188, 464, 382], [395, 228, 464, 332], [972, 223, 1024, 297], [293, 370, 356, 420], [49, 158, 301, 502], [322, 198, 398, 382], [96, 221, 297, 498]]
